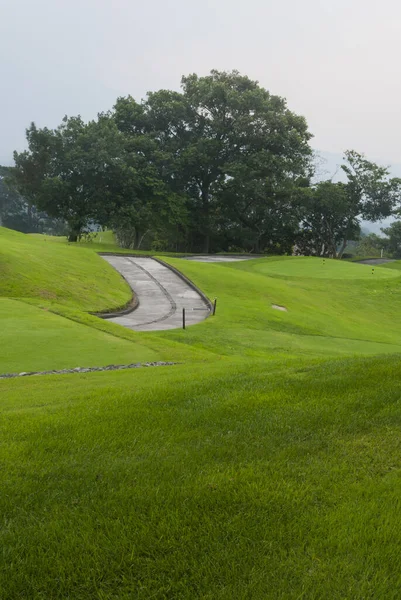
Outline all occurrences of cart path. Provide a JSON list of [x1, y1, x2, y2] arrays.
[[182, 255, 261, 262], [101, 256, 211, 331], [356, 258, 396, 265]]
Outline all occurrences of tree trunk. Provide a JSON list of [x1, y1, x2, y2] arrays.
[[67, 222, 83, 243], [201, 183, 210, 254], [203, 233, 210, 254], [136, 230, 149, 250], [338, 239, 348, 259]]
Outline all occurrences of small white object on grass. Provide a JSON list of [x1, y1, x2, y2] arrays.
[[272, 304, 287, 312]]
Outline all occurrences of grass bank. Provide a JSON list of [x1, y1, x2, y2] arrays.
[[3, 228, 401, 597], [2, 356, 401, 598]]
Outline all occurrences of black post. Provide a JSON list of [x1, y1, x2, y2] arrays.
[[213, 298, 217, 316], [182, 308, 186, 329]]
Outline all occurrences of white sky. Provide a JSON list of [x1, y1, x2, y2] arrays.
[[1, 0, 401, 167]]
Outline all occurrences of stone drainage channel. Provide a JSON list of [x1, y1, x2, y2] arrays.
[[0, 362, 177, 380]]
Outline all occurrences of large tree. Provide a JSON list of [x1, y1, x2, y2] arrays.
[[100, 119, 187, 250], [12, 112, 182, 247], [381, 221, 401, 258], [219, 153, 310, 253], [114, 70, 313, 253], [297, 181, 360, 257], [14, 117, 95, 241], [0, 166, 21, 228], [298, 151, 401, 258], [12, 115, 146, 241]]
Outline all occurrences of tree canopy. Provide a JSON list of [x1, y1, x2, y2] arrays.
[[113, 70, 313, 252], [9, 70, 401, 255], [297, 152, 401, 258]]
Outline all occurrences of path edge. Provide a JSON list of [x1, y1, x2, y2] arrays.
[[153, 257, 213, 312], [91, 257, 139, 319], [93, 253, 212, 320]]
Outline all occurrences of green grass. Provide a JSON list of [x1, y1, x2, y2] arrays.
[[2, 356, 401, 598], [28, 229, 190, 256], [8, 228, 401, 372], [155, 256, 401, 357], [4, 228, 401, 597], [0, 227, 203, 372], [0, 227, 131, 310], [0, 299, 159, 373], [234, 254, 398, 279]]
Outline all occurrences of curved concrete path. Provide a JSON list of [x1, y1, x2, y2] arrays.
[[101, 256, 211, 331], [356, 258, 396, 265], [182, 255, 260, 263]]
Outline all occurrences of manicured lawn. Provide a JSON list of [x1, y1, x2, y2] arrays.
[[0, 299, 160, 373], [233, 254, 398, 279], [158, 256, 401, 356], [3, 229, 401, 597], [0, 227, 131, 310], [3, 229, 401, 371], [2, 356, 401, 598]]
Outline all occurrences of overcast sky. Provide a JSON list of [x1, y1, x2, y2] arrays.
[[1, 0, 401, 168]]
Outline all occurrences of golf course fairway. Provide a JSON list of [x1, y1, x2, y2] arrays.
[[2, 226, 401, 599]]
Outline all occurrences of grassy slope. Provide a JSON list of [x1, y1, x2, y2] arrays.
[[0, 227, 131, 310], [0, 299, 159, 372], [3, 228, 401, 370], [2, 356, 401, 599], [157, 256, 401, 357], [4, 232, 401, 596], [0, 227, 199, 372]]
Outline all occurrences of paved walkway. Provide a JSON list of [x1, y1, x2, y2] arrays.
[[356, 258, 396, 265], [182, 255, 259, 263], [101, 256, 211, 331]]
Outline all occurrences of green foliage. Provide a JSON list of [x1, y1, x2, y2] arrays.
[[355, 232, 386, 258], [298, 152, 401, 257], [0, 166, 64, 234], [297, 181, 360, 257], [12, 115, 150, 242], [0, 166, 22, 228], [12, 72, 401, 255], [113, 70, 313, 253], [0, 170, 67, 235], [342, 150, 401, 221], [381, 220, 401, 258]]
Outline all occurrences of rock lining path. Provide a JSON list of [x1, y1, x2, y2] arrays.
[[101, 256, 211, 331], [0, 362, 176, 380]]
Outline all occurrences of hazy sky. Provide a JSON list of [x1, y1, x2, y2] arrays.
[[2, 0, 401, 167]]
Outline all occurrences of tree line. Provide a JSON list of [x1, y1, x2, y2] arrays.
[[3, 70, 401, 256]]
